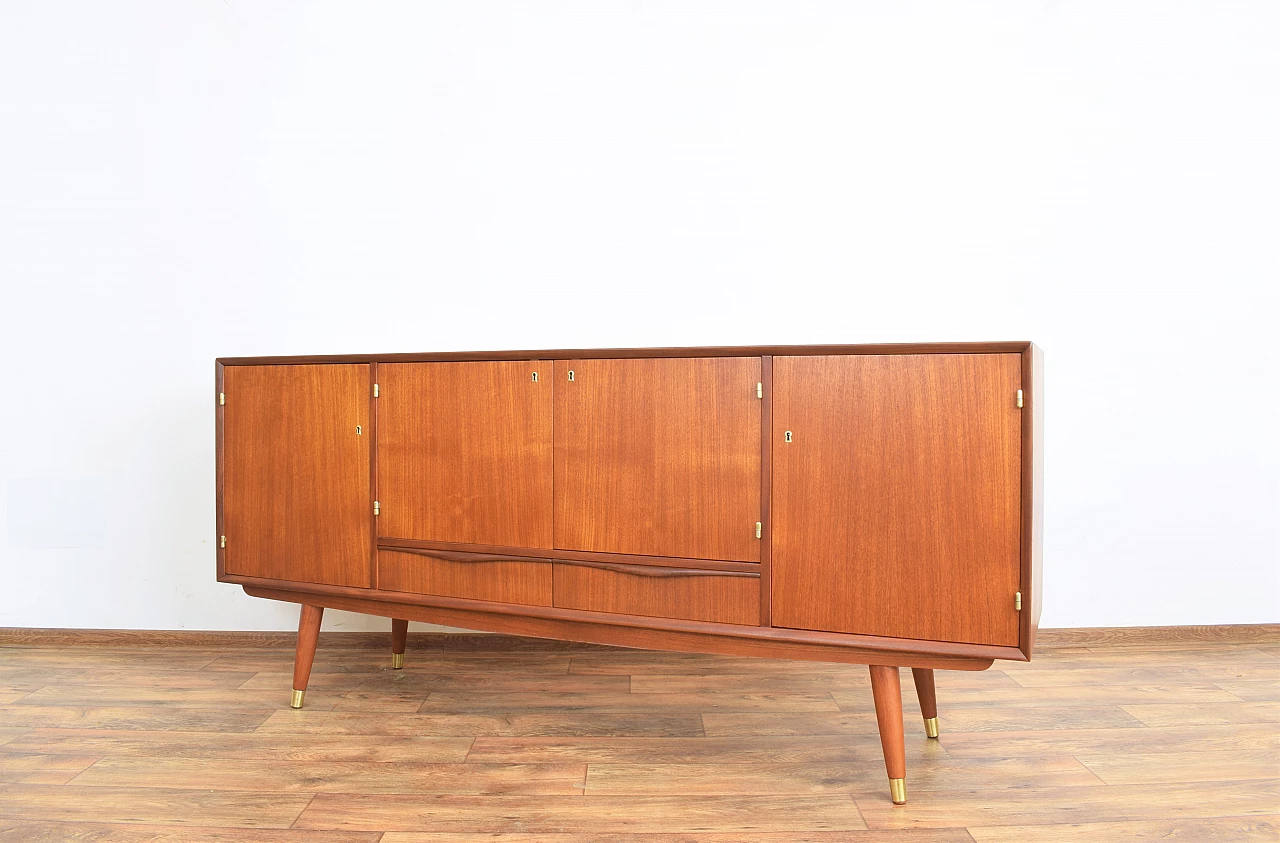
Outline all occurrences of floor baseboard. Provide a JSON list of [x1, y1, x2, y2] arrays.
[[2, 624, 1277, 648]]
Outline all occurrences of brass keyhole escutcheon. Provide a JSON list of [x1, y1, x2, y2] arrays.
[[531, 372, 539, 383], [356, 425, 362, 436], [567, 370, 575, 382], [784, 430, 792, 443]]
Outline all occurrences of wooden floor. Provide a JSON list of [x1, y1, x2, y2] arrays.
[[0, 628, 1277, 841]]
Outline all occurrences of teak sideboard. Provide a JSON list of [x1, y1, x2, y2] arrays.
[[215, 342, 1043, 804]]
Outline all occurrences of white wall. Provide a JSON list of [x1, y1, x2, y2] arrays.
[[1, 1, 1276, 632]]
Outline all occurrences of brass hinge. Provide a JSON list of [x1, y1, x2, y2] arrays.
[[757, 382, 763, 399], [755, 521, 762, 539], [373, 501, 380, 516], [220, 535, 226, 548], [219, 393, 225, 406], [374, 383, 379, 398], [1015, 591, 1022, 611], [1016, 389, 1024, 409]]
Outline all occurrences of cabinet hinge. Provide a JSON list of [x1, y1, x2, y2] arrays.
[[1015, 591, 1022, 611], [1016, 389, 1024, 409], [755, 521, 762, 539], [373, 501, 380, 516], [219, 392, 225, 406], [220, 535, 226, 548], [757, 382, 763, 399], [374, 383, 379, 398]]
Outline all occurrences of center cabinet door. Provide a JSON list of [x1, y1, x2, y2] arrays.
[[771, 354, 1023, 646], [554, 357, 762, 562], [377, 361, 553, 548]]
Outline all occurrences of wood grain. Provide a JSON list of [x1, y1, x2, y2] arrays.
[[552, 562, 759, 626], [221, 364, 372, 588], [378, 550, 552, 607], [0, 632, 1275, 838], [553, 357, 762, 561], [377, 361, 552, 548], [771, 353, 1022, 646]]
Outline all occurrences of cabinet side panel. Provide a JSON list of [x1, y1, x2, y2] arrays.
[[553, 357, 762, 562], [771, 354, 1022, 647], [222, 364, 372, 588], [377, 361, 553, 548]]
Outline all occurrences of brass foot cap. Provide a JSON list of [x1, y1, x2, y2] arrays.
[[391, 653, 404, 670], [290, 689, 305, 709], [889, 778, 907, 805], [924, 716, 939, 738]]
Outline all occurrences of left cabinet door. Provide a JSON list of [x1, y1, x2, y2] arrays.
[[377, 361, 553, 549], [221, 364, 373, 587]]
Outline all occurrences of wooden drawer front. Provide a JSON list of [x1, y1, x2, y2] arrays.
[[553, 562, 759, 626], [378, 550, 552, 607]]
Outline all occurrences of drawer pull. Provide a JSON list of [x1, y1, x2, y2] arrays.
[[557, 559, 758, 579]]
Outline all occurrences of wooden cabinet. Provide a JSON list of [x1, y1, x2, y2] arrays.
[[220, 364, 372, 588], [217, 342, 1041, 804], [377, 361, 553, 548], [770, 354, 1023, 646], [553, 357, 762, 561]]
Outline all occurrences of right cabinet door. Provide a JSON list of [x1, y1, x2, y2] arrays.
[[771, 354, 1022, 646]]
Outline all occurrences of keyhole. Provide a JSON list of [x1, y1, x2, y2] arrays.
[[531, 372, 539, 383], [784, 430, 792, 443], [567, 370, 575, 381], [356, 425, 362, 436]]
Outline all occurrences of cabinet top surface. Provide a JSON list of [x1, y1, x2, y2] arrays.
[[217, 341, 1034, 366]]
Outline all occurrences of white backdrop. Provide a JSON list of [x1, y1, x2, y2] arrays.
[[1, 2, 1276, 632]]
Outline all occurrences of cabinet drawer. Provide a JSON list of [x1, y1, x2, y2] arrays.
[[552, 561, 759, 626], [378, 550, 552, 606]]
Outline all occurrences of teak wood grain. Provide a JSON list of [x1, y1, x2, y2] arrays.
[[377, 361, 553, 548], [221, 364, 372, 588], [552, 562, 760, 626], [378, 550, 552, 607], [771, 354, 1023, 646], [553, 356, 762, 562]]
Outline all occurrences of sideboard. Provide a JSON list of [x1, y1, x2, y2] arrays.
[[216, 341, 1043, 804]]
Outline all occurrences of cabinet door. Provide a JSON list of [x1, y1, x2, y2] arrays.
[[377, 361, 553, 548], [554, 357, 761, 562], [222, 364, 372, 588], [771, 354, 1022, 646]]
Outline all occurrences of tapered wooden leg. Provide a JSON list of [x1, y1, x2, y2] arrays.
[[291, 604, 323, 709], [869, 664, 907, 804], [912, 667, 940, 738], [391, 618, 408, 669]]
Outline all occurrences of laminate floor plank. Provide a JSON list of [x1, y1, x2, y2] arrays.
[[1076, 748, 1280, 784], [1119, 700, 1280, 726], [294, 793, 870, 833], [67, 756, 587, 795], [419, 690, 843, 713], [0, 751, 102, 784], [0, 705, 275, 733], [967, 816, 1280, 842], [0, 820, 384, 842], [0, 783, 313, 828], [583, 756, 1104, 795], [937, 723, 1280, 758], [854, 779, 1279, 829], [1216, 679, 1280, 701], [5, 728, 473, 762], [0, 632, 1275, 839], [467, 735, 905, 764], [702, 705, 1144, 737], [254, 708, 706, 737]]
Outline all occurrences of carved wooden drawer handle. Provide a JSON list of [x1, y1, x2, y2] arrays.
[[557, 559, 759, 579]]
